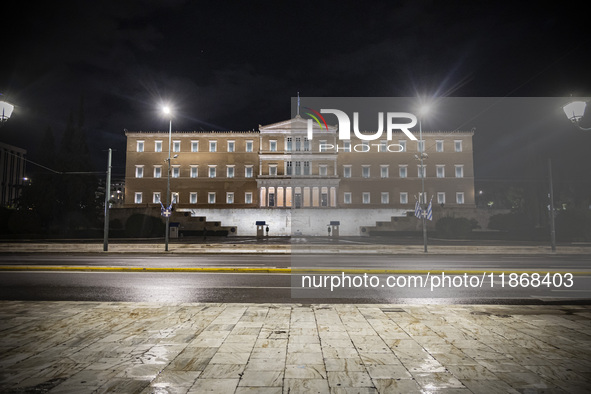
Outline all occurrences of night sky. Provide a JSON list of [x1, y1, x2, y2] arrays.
[[2, 1, 590, 181]]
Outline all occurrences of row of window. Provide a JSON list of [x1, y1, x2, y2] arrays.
[[134, 164, 465, 179], [135, 139, 464, 153], [133, 191, 465, 205]]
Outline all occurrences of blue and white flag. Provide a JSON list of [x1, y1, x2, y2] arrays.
[[426, 198, 433, 221], [414, 198, 421, 218]]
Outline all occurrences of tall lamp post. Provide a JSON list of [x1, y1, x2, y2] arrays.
[[415, 105, 430, 253], [163, 106, 172, 252]]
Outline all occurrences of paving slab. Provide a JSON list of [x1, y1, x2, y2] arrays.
[[0, 302, 590, 393]]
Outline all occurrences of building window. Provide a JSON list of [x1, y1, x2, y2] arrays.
[[245, 166, 253, 178], [269, 165, 277, 177], [227, 166, 235, 178], [456, 192, 465, 204], [190, 166, 198, 178], [455, 140, 463, 152], [319, 165, 328, 177], [418, 165, 426, 178], [344, 192, 352, 204], [304, 137, 310, 151], [154, 166, 162, 178], [227, 141, 235, 152], [270, 140, 277, 152], [155, 141, 163, 153], [172, 166, 180, 178], [343, 141, 351, 152], [173, 140, 181, 153], [295, 137, 302, 151], [455, 165, 464, 178], [226, 192, 234, 204], [137, 141, 144, 152], [400, 192, 408, 204], [399, 165, 407, 178], [319, 140, 327, 152], [190, 192, 197, 204], [134, 192, 142, 204], [436, 140, 444, 152], [245, 192, 253, 204], [209, 141, 217, 152], [437, 192, 446, 204], [246, 140, 253, 152], [208, 166, 216, 178], [303, 161, 310, 176], [343, 166, 352, 178], [436, 165, 445, 178], [362, 192, 370, 204], [171, 192, 179, 204], [379, 140, 387, 152], [286, 161, 292, 175], [208, 192, 216, 204], [153, 192, 161, 204], [417, 140, 425, 153], [286, 137, 292, 152], [381, 192, 389, 204], [135, 166, 144, 178], [295, 161, 301, 176], [362, 165, 370, 178], [191, 141, 199, 152], [398, 140, 407, 152], [380, 165, 389, 178]]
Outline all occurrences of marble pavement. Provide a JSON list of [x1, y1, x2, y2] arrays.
[[0, 302, 590, 393]]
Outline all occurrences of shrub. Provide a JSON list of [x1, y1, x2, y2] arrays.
[[435, 216, 479, 238]]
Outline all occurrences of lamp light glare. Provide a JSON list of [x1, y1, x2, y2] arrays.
[[563, 101, 586, 122]]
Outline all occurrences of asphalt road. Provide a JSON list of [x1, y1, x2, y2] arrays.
[[0, 253, 589, 304]]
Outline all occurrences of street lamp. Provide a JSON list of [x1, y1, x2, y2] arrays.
[[563, 100, 590, 130], [163, 106, 172, 252], [0, 100, 14, 124], [416, 104, 430, 253]]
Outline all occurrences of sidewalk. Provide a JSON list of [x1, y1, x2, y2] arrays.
[[0, 302, 589, 393], [1, 242, 590, 254]]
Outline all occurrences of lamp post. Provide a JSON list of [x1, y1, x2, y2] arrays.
[[563, 100, 590, 131], [416, 105, 430, 253], [163, 106, 172, 252]]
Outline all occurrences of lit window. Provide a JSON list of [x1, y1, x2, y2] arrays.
[[209, 141, 217, 152], [269, 165, 277, 176], [245, 192, 253, 204], [208, 192, 216, 204], [343, 141, 351, 152], [456, 192, 464, 204], [319, 140, 327, 152], [190, 166, 198, 178], [225, 192, 234, 204], [343, 166, 352, 178], [134, 192, 142, 204], [135, 166, 143, 178], [344, 192, 352, 204], [437, 192, 446, 204], [436, 140, 444, 152], [208, 166, 216, 178], [172, 167, 180, 178], [455, 140, 462, 152], [227, 141, 235, 152], [398, 140, 407, 152], [295, 137, 302, 151], [153, 192, 161, 204], [286, 137, 292, 152], [270, 140, 277, 152], [173, 140, 180, 153], [455, 165, 464, 178], [246, 140, 253, 152], [245, 166, 253, 178], [436, 165, 445, 178], [191, 141, 199, 152], [155, 141, 162, 152], [418, 165, 426, 178], [380, 165, 389, 178], [381, 192, 389, 204], [399, 165, 407, 178], [227, 166, 235, 178], [190, 192, 197, 204], [379, 140, 387, 152], [362, 192, 370, 204], [286, 161, 292, 175], [137, 141, 144, 152], [303, 161, 310, 176], [304, 138, 310, 151], [400, 192, 408, 204], [319, 165, 328, 177], [153, 166, 162, 178], [171, 192, 178, 204]]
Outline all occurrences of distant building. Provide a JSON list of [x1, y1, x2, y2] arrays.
[[0, 142, 27, 207], [124, 116, 474, 235]]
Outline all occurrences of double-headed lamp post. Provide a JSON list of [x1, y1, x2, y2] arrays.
[[417, 105, 430, 253], [163, 106, 172, 252]]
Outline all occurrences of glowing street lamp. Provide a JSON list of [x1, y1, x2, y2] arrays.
[[563, 100, 590, 131], [0, 101, 14, 124]]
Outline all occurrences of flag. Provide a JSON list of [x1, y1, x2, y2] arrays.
[[426, 198, 433, 221], [414, 198, 421, 218]]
